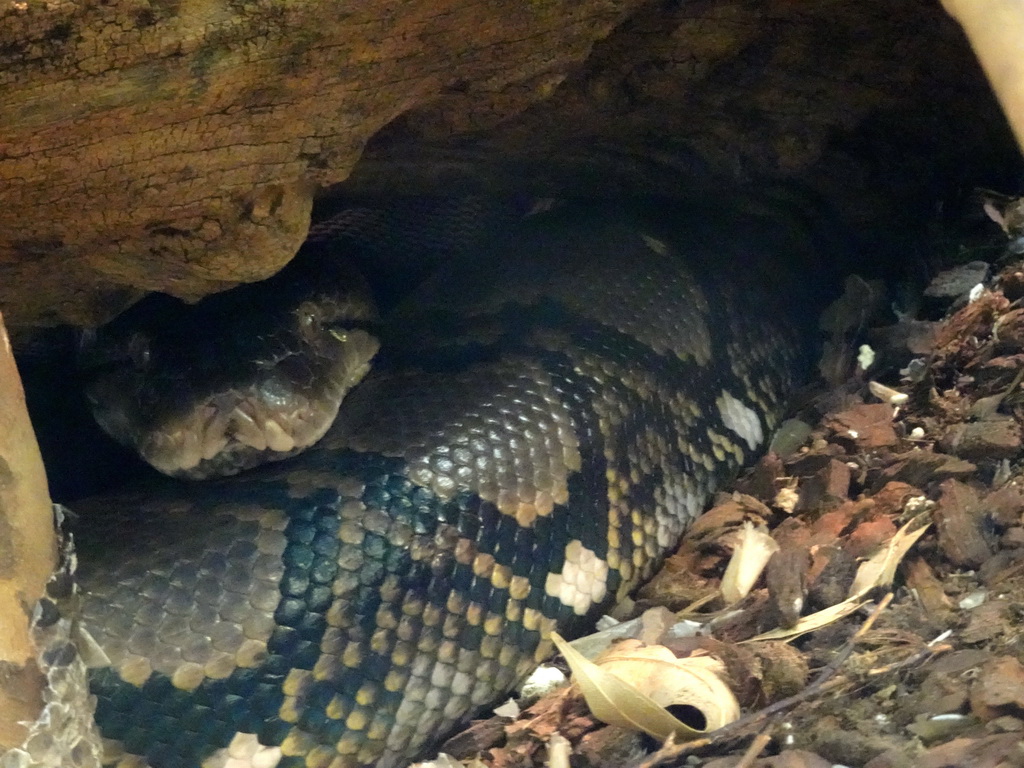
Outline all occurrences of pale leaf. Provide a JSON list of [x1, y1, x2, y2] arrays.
[[552, 633, 738, 741], [596, 641, 740, 730], [848, 514, 932, 598], [720, 521, 779, 604], [744, 597, 870, 642]]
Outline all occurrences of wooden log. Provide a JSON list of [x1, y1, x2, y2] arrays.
[[943, 0, 1024, 153], [0, 0, 642, 327], [0, 311, 56, 749]]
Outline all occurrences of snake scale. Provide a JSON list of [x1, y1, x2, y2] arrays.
[[71, 196, 823, 768]]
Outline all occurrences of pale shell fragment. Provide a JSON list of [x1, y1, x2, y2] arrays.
[[868, 380, 909, 406], [858, 344, 876, 371], [720, 521, 779, 604]]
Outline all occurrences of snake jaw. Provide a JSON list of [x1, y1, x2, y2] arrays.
[[80, 252, 380, 478], [127, 328, 381, 479]]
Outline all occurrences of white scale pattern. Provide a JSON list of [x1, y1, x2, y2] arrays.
[[716, 390, 764, 450]]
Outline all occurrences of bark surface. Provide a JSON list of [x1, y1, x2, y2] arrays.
[[0, 0, 641, 327], [0, 0, 1020, 330]]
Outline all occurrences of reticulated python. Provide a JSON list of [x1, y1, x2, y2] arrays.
[[72, 196, 821, 768]]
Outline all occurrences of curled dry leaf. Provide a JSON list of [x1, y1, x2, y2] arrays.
[[720, 521, 779, 605], [551, 633, 740, 742]]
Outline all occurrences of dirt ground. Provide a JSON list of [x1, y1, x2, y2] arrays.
[[425, 196, 1024, 768]]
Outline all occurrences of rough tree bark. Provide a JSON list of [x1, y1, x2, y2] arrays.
[[3, 0, 1020, 338], [0, 0, 643, 329]]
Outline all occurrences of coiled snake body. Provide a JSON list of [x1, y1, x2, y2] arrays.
[[74, 198, 818, 768]]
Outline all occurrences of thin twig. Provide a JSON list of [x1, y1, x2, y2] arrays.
[[733, 730, 772, 768], [867, 642, 953, 677]]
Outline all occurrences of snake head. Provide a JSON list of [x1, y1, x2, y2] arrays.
[[78, 254, 380, 479]]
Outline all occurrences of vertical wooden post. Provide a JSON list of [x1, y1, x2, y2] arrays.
[[0, 313, 56, 749], [943, 0, 1024, 154]]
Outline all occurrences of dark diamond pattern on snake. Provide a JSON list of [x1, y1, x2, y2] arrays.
[[75, 197, 823, 768]]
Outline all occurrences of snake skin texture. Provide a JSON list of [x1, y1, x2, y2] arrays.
[[72, 198, 820, 768]]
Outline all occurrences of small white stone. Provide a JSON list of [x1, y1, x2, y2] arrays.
[[493, 698, 520, 718], [959, 589, 988, 610], [519, 665, 567, 701], [858, 344, 876, 371]]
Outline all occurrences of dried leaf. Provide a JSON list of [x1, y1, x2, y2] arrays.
[[551, 633, 739, 741], [720, 522, 779, 604], [747, 513, 931, 642], [744, 596, 871, 642], [847, 514, 932, 597]]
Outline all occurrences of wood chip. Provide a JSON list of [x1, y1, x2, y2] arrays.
[[442, 717, 512, 758], [736, 452, 786, 502], [933, 479, 994, 568], [795, 459, 851, 513], [766, 545, 811, 628], [904, 556, 954, 615], [706, 750, 834, 768], [871, 451, 976, 492], [574, 725, 646, 768], [866, 733, 1023, 768], [933, 291, 1009, 352], [808, 499, 869, 545], [982, 481, 1024, 526], [970, 656, 1024, 721], [975, 354, 1024, 387], [961, 600, 1011, 644], [870, 319, 943, 357], [845, 516, 899, 560], [871, 481, 924, 516], [823, 403, 899, 449], [924, 261, 990, 299], [913, 666, 971, 717], [745, 641, 810, 704], [940, 416, 1022, 461], [994, 307, 1024, 351], [806, 545, 858, 612], [683, 494, 771, 545]]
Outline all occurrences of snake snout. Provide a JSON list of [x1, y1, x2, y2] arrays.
[[80, 255, 380, 479]]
